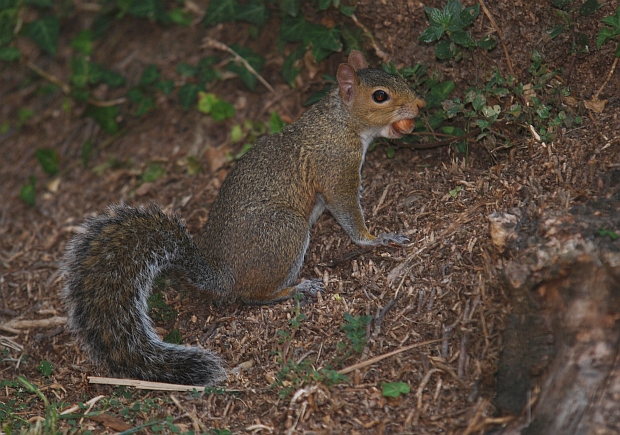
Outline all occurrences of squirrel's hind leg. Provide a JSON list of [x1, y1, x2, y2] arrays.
[[239, 221, 324, 305]]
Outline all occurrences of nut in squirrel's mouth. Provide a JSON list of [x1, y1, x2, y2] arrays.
[[391, 119, 415, 137]]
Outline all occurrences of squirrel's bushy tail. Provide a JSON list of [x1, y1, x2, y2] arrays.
[[62, 204, 225, 386]]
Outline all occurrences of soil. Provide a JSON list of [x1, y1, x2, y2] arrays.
[[1, 0, 619, 434]]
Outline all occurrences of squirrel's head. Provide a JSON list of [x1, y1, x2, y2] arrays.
[[337, 50, 426, 139]]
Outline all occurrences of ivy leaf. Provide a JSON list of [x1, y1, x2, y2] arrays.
[[168, 8, 192, 26], [601, 6, 620, 31], [71, 30, 93, 55], [24, 0, 53, 7], [20, 176, 36, 206], [128, 0, 168, 23], [0, 46, 21, 61], [140, 64, 160, 86], [35, 148, 59, 175], [579, 0, 601, 17], [235, 0, 269, 26], [155, 79, 174, 95], [36, 360, 53, 376], [226, 44, 265, 90], [204, 0, 241, 26], [86, 105, 119, 134], [597, 27, 614, 50], [70, 56, 90, 88], [269, 111, 285, 133], [281, 44, 304, 87], [176, 62, 198, 77], [382, 382, 410, 398], [25, 15, 60, 56], [279, 0, 301, 17], [178, 83, 201, 110]]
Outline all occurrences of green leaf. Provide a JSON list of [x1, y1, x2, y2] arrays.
[[178, 84, 200, 110], [70, 56, 89, 88], [86, 105, 119, 134], [597, 27, 614, 49], [269, 111, 285, 133], [128, 0, 168, 23], [234, 0, 269, 26], [601, 6, 620, 31], [598, 229, 619, 240], [281, 44, 305, 87], [226, 44, 265, 90], [615, 41, 620, 57], [142, 163, 166, 182], [211, 99, 235, 121], [168, 8, 192, 26], [204, 0, 241, 26], [547, 25, 565, 39], [230, 124, 244, 142], [24, 0, 53, 7], [280, 15, 310, 42], [426, 7, 447, 26], [385, 146, 395, 159], [579, 0, 601, 17], [35, 148, 59, 175], [418, 24, 444, 43], [71, 30, 93, 55], [95, 64, 126, 87], [339, 5, 355, 17], [279, 0, 301, 17], [553, 0, 569, 9], [340, 25, 364, 53], [450, 30, 475, 47], [127, 88, 155, 116], [197, 92, 235, 121], [382, 382, 410, 398], [425, 80, 455, 109], [81, 140, 94, 167], [318, 0, 332, 10], [460, 4, 480, 27], [20, 176, 36, 206], [435, 40, 458, 59], [164, 328, 182, 344], [155, 79, 174, 94], [477, 34, 496, 49], [0, 46, 20, 61], [0, 12, 15, 46], [199, 55, 221, 83], [25, 15, 59, 56], [37, 360, 53, 376], [176, 62, 198, 77], [140, 64, 160, 86], [18, 107, 34, 126]]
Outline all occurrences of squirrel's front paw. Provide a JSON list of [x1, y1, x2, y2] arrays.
[[374, 233, 410, 247]]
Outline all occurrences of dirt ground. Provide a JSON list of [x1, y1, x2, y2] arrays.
[[1, 0, 619, 434]]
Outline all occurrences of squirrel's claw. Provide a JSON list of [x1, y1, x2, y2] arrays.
[[375, 233, 410, 247]]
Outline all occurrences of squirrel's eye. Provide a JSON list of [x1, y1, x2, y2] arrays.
[[372, 90, 389, 103]]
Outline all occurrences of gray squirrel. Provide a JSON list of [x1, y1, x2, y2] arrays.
[[62, 50, 426, 386]]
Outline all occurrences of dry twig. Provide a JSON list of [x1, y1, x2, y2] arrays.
[[477, 0, 516, 79], [203, 37, 276, 94]]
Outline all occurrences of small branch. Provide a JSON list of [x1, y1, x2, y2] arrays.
[[203, 37, 276, 94], [477, 0, 516, 79], [594, 57, 619, 100], [0, 316, 67, 334], [26, 62, 70, 94], [338, 339, 441, 375], [88, 376, 214, 391], [350, 14, 389, 64]]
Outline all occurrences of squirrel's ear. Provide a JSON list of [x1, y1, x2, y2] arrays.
[[337, 63, 359, 105], [347, 50, 368, 70]]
